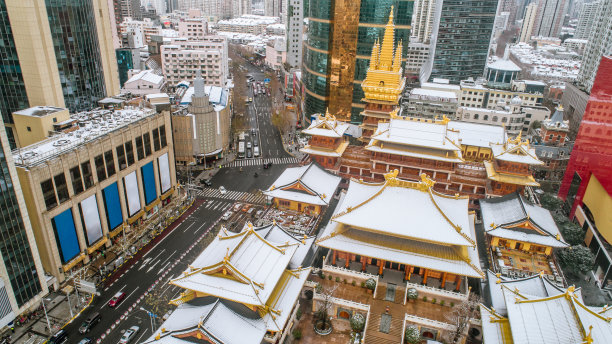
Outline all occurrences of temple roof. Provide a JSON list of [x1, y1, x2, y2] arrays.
[[263, 162, 341, 205], [245, 222, 316, 269], [302, 110, 350, 138], [317, 171, 484, 278], [447, 121, 507, 148], [484, 161, 541, 186], [480, 192, 568, 248], [482, 286, 612, 344], [490, 133, 544, 166], [170, 224, 299, 308]]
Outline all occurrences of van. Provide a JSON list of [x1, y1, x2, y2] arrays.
[[254, 146, 260, 157], [49, 329, 68, 344], [247, 141, 252, 149], [79, 312, 101, 334]]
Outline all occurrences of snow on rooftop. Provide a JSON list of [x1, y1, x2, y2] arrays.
[[447, 121, 507, 148], [510, 43, 580, 82], [13, 106, 66, 117], [218, 15, 279, 26], [410, 88, 458, 100], [13, 107, 157, 167], [125, 70, 164, 85]]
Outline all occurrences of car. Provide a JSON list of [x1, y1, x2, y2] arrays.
[[254, 140, 259, 147], [79, 312, 101, 334], [219, 186, 227, 195], [222, 211, 233, 221], [247, 208, 256, 216], [233, 203, 242, 212], [247, 142, 252, 149], [256, 210, 264, 218], [78, 339, 93, 344], [119, 326, 140, 344], [251, 129, 255, 135], [48, 329, 68, 344], [247, 149, 252, 158], [200, 179, 212, 187], [254, 146, 260, 157], [248, 97, 253, 102], [108, 292, 126, 308], [242, 204, 252, 212]]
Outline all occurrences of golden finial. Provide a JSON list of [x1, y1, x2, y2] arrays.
[[496, 273, 501, 278], [223, 247, 230, 262], [585, 325, 593, 343], [270, 185, 275, 190], [496, 279, 501, 284], [556, 233, 560, 240], [273, 218, 276, 225], [440, 115, 451, 124], [539, 271, 544, 277], [161, 328, 166, 333], [490, 222, 496, 228], [419, 173, 435, 189], [247, 222, 254, 231], [384, 169, 399, 181], [155, 333, 160, 340], [197, 333, 202, 339]]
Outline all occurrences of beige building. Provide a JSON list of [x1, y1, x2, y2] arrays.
[[119, 17, 161, 46], [177, 18, 208, 40], [12, 106, 70, 148], [160, 36, 229, 87], [459, 78, 543, 109], [12, 106, 177, 282], [2, 0, 120, 145], [519, 2, 538, 43]]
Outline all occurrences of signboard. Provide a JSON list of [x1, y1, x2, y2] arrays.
[[264, 78, 271, 83]]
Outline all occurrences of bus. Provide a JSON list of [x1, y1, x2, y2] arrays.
[[238, 141, 245, 159]]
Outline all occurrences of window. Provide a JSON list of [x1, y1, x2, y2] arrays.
[[27, 126, 31, 132], [125, 141, 135, 166], [81, 161, 94, 190], [95, 155, 106, 182], [41, 179, 57, 210], [152, 128, 161, 151], [135, 136, 145, 160], [54, 173, 69, 204], [483, 115, 489, 121], [70, 166, 84, 195], [502, 117, 507, 123], [116, 145, 127, 170], [53, 117, 57, 123], [143, 133, 152, 157], [105, 150, 116, 177], [474, 114, 479, 120], [160, 125, 167, 147], [492, 116, 498, 122]]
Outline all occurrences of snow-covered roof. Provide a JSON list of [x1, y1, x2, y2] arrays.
[[13, 107, 156, 167], [480, 192, 567, 247], [302, 112, 350, 138], [487, 58, 521, 72], [13, 106, 65, 117], [542, 106, 569, 131], [318, 177, 483, 277], [247, 222, 316, 269], [447, 121, 507, 148], [409, 88, 458, 100], [170, 224, 299, 307], [125, 70, 164, 85], [490, 138, 543, 165], [180, 85, 228, 111], [263, 162, 341, 206]]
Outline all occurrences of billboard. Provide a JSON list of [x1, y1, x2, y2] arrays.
[[103, 182, 124, 230], [158, 153, 171, 194], [123, 171, 141, 216], [79, 194, 103, 246], [51, 209, 81, 263], [141, 161, 158, 205]]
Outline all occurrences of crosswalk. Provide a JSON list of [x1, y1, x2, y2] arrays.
[[202, 199, 233, 211], [224, 157, 299, 168], [197, 188, 268, 204]]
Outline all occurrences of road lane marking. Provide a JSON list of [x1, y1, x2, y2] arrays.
[[182, 221, 196, 233], [122, 286, 140, 303], [146, 260, 161, 273], [148, 249, 166, 263]]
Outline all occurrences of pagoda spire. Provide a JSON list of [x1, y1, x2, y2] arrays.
[[393, 39, 403, 72], [370, 38, 380, 70], [379, 6, 396, 71]]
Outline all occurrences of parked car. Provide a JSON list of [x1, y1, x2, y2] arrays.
[[219, 186, 227, 195], [247, 149, 253, 158], [119, 326, 140, 344], [242, 204, 252, 212], [79, 312, 101, 334], [254, 147, 260, 157], [108, 292, 126, 308]]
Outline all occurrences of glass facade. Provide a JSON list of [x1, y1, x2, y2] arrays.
[[0, 137, 41, 307], [303, 0, 413, 123], [45, 0, 107, 113], [116, 49, 135, 87], [430, 0, 498, 84]]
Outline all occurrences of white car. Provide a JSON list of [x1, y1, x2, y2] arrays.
[[222, 211, 233, 221], [219, 186, 227, 195], [119, 326, 139, 344]]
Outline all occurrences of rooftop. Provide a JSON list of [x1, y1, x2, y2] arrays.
[[301, 111, 350, 138], [125, 70, 164, 85], [263, 162, 341, 206], [490, 134, 543, 165], [180, 85, 229, 111], [447, 121, 507, 148], [13, 107, 157, 167], [409, 88, 458, 100], [13, 106, 66, 117]]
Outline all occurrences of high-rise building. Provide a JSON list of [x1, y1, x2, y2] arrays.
[[428, 0, 498, 84], [498, 0, 518, 27], [232, 0, 251, 17], [302, 1, 414, 123], [264, 0, 282, 17], [533, 0, 569, 38], [0, 117, 47, 328], [576, 0, 611, 93], [411, 0, 435, 44], [285, 0, 303, 68], [0, 0, 119, 147], [519, 2, 539, 42], [574, 1, 600, 39]]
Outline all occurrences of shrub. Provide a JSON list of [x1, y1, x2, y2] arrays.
[[335, 277, 341, 282], [406, 288, 418, 302], [343, 278, 348, 284], [292, 328, 302, 340], [361, 281, 366, 288], [405, 325, 421, 344], [328, 275, 332, 280], [423, 296, 428, 302], [318, 271, 324, 278], [450, 302, 455, 307], [351, 281, 356, 286], [350, 313, 366, 332], [440, 300, 445, 306], [432, 298, 437, 304], [296, 308, 302, 320], [315, 283, 322, 293], [365, 278, 376, 290]]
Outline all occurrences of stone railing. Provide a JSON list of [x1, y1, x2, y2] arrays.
[[313, 292, 371, 312], [405, 282, 468, 303], [405, 313, 455, 331], [323, 263, 378, 284]]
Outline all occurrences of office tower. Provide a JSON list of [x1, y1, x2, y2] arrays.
[[519, 2, 538, 42], [0, 0, 119, 147], [303, 1, 414, 123], [0, 117, 47, 328], [574, 1, 600, 39], [142, 0, 166, 14], [577, 0, 611, 93], [411, 0, 435, 43], [533, 0, 569, 38], [498, 0, 518, 27], [285, 0, 303, 68], [428, 0, 498, 84]]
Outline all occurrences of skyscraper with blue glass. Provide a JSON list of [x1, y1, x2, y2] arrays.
[[302, 0, 414, 123], [0, 117, 46, 328], [0, 0, 119, 148]]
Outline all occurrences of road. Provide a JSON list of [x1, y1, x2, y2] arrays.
[[59, 61, 297, 344]]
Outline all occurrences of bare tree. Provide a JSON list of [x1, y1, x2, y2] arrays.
[[314, 283, 338, 332], [444, 292, 482, 344]]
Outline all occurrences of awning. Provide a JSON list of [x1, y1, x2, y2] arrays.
[[110, 224, 125, 238], [161, 187, 175, 200], [87, 237, 108, 254], [63, 253, 86, 271], [145, 198, 161, 211], [128, 210, 144, 224]]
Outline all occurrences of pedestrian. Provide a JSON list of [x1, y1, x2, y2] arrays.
[[10, 326, 14, 333]]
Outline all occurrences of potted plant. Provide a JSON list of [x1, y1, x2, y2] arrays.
[[365, 278, 376, 294], [406, 288, 418, 303], [350, 313, 366, 333], [404, 325, 422, 344]]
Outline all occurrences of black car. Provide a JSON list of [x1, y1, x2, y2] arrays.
[[200, 179, 212, 186], [79, 312, 101, 334]]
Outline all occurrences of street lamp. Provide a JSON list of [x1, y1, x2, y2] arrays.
[[140, 307, 158, 333], [41, 297, 52, 333]]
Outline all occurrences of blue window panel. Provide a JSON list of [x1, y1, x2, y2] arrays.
[[141, 162, 157, 205], [102, 182, 123, 231], [51, 209, 80, 264]]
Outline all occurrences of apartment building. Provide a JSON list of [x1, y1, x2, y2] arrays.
[[459, 78, 544, 109], [177, 18, 209, 40], [12, 107, 176, 282], [119, 17, 161, 46], [160, 36, 229, 87], [216, 15, 279, 35]]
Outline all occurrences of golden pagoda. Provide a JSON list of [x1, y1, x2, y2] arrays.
[[360, 6, 406, 142]]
